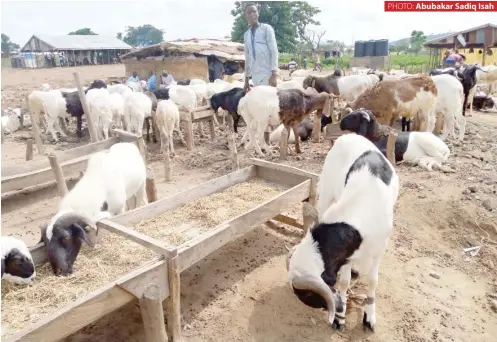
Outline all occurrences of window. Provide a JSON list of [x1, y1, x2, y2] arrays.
[[476, 29, 485, 44]]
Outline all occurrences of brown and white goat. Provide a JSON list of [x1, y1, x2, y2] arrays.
[[339, 76, 438, 132]]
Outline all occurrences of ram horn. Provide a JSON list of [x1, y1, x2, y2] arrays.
[[54, 212, 98, 246], [292, 276, 336, 325]]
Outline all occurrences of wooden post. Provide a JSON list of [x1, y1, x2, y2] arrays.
[[435, 112, 444, 135], [197, 121, 204, 138], [25, 139, 33, 161], [209, 117, 216, 141], [226, 114, 234, 132], [264, 127, 270, 145], [146, 167, 158, 202], [227, 133, 239, 170], [73, 72, 99, 142], [1, 124, 4, 144], [184, 114, 194, 151], [279, 126, 288, 160], [482, 46, 487, 66], [386, 131, 398, 166], [28, 110, 44, 155], [165, 256, 183, 342], [163, 142, 172, 182], [48, 153, 69, 197], [311, 110, 322, 143], [139, 284, 168, 342], [136, 136, 147, 165]]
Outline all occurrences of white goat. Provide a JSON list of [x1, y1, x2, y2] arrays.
[[286, 133, 399, 331], [388, 69, 406, 76], [41, 90, 71, 142], [126, 80, 147, 92], [431, 74, 466, 141], [337, 75, 375, 103], [188, 83, 208, 106], [39, 83, 53, 92], [189, 78, 207, 85], [107, 83, 133, 96], [109, 93, 125, 129], [86, 88, 113, 140], [41, 142, 147, 275], [1, 236, 36, 284], [123, 92, 152, 135], [276, 80, 305, 91], [1, 108, 22, 134], [155, 99, 183, 156]]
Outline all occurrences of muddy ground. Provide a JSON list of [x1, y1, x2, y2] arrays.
[[1, 65, 496, 342]]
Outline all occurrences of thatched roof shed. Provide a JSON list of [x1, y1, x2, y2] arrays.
[[121, 39, 245, 82]]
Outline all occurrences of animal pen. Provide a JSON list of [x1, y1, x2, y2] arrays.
[[120, 39, 245, 83], [2, 159, 319, 342]]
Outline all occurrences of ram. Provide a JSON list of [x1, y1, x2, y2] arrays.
[[1, 236, 36, 285]]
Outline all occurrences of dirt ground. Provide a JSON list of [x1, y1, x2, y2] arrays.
[[1, 65, 496, 342]]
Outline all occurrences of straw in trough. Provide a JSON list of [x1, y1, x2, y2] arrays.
[[135, 179, 286, 246], [1, 231, 158, 338]]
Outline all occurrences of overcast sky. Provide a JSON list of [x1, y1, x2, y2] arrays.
[[2, 0, 496, 48]]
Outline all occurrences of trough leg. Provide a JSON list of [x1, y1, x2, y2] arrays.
[[165, 256, 183, 342], [209, 117, 216, 141], [184, 115, 194, 151], [312, 110, 322, 143], [139, 284, 168, 342], [279, 126, 288, 160], [146, 167, 158, 202], [26, 139, 33, 161]]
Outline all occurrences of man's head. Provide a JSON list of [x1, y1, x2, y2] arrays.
[[149, 71, 154, 77], [132, 71, 137, 77], [244, 3, 258, 27]]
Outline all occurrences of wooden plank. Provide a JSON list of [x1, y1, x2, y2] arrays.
[[192, 109, 214, 122], [119, 259, 169, 300], [249, 158, 319, 182], [272, 214, 303, 229], [386, 131, 398, 166], [113, 128, 140, 143], [1, 154, 90, 194], [177, 179, 311, 271], [98, 219, 176, 257], [26, 139, 34, 161], [74, 72, 98, 142], [48, 153, 69, 197], [57, 137, 119, 164], [7, 259, 166, 342], [165, 256, 183, 342], [112, 166, 257, 226]]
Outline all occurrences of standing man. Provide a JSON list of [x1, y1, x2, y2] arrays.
[[243, 3, 279, 93]]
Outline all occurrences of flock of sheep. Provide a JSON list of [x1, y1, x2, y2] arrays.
[[1, 61, 497, 334]]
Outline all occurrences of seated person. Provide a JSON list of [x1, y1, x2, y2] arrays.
[[127, 71, 139, 83]]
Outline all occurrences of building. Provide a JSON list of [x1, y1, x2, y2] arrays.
[[424, 23, 497, 68], [16, 34, 132, 68], [120, 39, 245, 83]]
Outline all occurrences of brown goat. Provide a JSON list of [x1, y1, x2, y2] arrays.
[[302, 71, 341, 95], [277, 89, 332, 154], [339, 76, 438, 132]]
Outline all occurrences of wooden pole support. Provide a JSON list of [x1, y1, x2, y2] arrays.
[[25, 139, 33, 161], [48, 153, 69, 197], [311, 110, 322, 143], [435, 112, 444, 135], [163, 143, 172, 182], [227, 133, 239, 170], [136, 136, 147, 165], [165, 256, 183, 342], [139, 284, 168, 342], [264, 127, 270, 145], [73, 72, 99, 142], [209, 117, 216, 141], [279, 126, 288, 160], [1, 124, 4, 144], [226, 114, 234, 132], [184, 114, 194, 151], [386, 131, 398, 166], [146, 167, 158, 202], [28, 110, 45, 155]]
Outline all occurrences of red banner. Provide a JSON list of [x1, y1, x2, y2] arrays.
[[385, 1, 497, 11]]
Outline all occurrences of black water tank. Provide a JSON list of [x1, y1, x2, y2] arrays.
[[354, 41, 365, 57], [365, 40, 375, 57], [375, 39, 389, 57]]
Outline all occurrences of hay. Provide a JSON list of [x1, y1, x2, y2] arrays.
[[1, 231, 157, 338], [135, 179, 286, 246]]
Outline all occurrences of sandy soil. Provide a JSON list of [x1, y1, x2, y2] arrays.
[[1, 65, 496, 342]]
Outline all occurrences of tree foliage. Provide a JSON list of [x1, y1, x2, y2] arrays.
[[116, 32, 123, 40], [1, 34, 20, 54], [230, 1, 321, 52], [389, 43, 409, 55], [122, 25, 164, 47], [410, 30, 427, 55], [68, 28, 97, 35]]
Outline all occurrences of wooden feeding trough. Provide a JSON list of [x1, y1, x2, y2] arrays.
[[3, 159, 318, 342], [180, 105, 217, 151], [1, 130, 142, 197]]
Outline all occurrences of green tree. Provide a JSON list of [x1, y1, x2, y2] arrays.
[[123, 25, 164, 47], [410, 30, 427, 55], [230, 1, 321, 52], [68, 28, 97, 35], [116, 32, 123, 40], [1, 34, 20, 54]]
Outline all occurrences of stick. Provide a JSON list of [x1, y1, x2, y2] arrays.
[[1, 124, 3, 144], [164, 142, 172, 182], [136, 136, 147, 165], [48, 153, 68, 197], [226, 114, 234, 132], [184, 113, 194, 151], [386, 131, 398, 166], [209, 116, 216, 141], [264, 127, 270, 145], [25, 139, 33, 161], [312, 110, 321, 143], [279, 126, 288, 160], [227, 133, 239, 170], [28, 110, 44, 155], [139, 284, 168, 342], [165, 256, 183, 342], [146, 167, 158, 202], [73, 72, 98, 142]]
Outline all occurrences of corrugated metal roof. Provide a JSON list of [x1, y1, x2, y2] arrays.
[[21, 34, 132, 51], [121, 38, 245, 62], [425, 23, 497, 46]]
